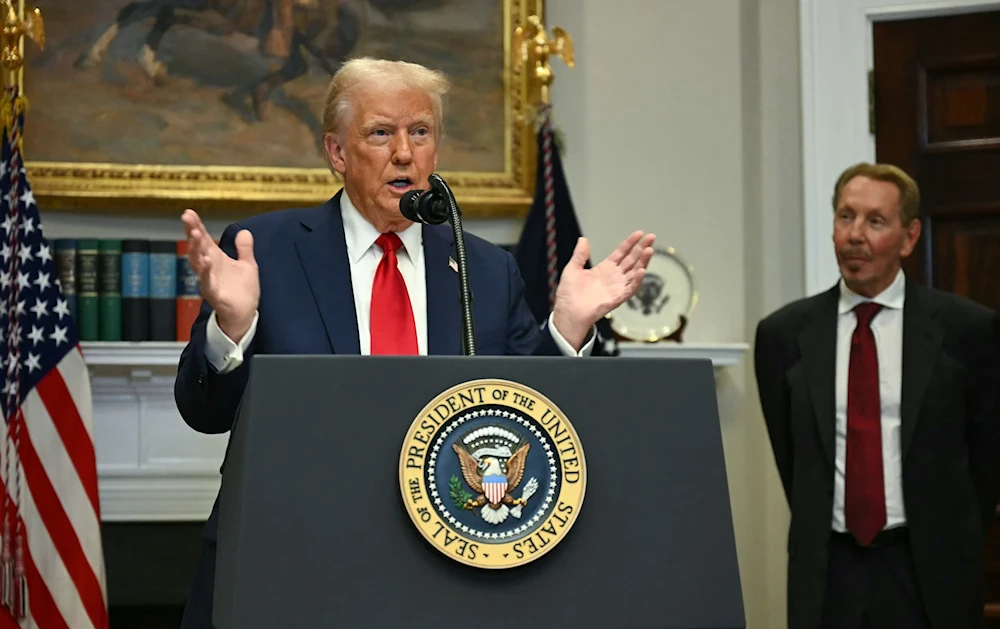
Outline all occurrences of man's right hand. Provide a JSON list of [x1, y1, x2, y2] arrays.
[[181, 209, 260, 342]]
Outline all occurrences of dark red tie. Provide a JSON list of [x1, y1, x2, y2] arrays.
[[370, 233, 418, 355], [844, 301, 885, 545]]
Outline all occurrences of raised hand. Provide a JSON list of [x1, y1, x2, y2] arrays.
[[181, 209, 260, 342], [551, 231, 656, 350]]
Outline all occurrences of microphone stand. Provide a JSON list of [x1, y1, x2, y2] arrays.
[[428, 173, 476, 356]]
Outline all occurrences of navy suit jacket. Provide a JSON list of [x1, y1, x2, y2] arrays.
[[175, 191, 567, 628], [176, 190, 565, 505]]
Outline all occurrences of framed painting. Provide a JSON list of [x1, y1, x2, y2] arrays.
[[19, 0, 544, 217]]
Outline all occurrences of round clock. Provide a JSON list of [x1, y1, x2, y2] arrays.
[[608, 246, 697, 342]]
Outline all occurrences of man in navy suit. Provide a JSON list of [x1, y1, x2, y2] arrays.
[[174, 57, 655, 628]]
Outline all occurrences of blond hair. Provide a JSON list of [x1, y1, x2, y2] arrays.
[[322, 57, 450, 140], [832, 162, 921, 223]]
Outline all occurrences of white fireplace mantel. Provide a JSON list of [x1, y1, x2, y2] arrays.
[[83, 340, 747, 521]]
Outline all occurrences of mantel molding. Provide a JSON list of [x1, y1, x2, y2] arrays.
[[81, 341, 188, 367], [617, 342, 748, 367], [79, 341, 750, 368]]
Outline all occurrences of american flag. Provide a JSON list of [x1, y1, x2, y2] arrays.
[[0, 92, 107, 628]]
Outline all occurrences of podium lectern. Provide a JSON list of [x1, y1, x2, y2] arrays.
[[214, 355, 745, 629]]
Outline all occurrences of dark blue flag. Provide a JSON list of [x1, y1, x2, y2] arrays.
[[514, 110, 619, 356]]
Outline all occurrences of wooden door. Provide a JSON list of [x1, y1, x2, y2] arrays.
[[871, 8, 1000, 626]]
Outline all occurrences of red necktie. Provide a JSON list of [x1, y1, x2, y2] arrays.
[[844, 301, 885, 545], [370, 233, 418, 355]]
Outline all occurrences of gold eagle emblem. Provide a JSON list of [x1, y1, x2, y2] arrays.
[[453, 442, 530, 510]]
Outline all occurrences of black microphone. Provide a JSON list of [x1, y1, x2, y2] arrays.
[[400, 188, 448, 225], [400, 173, 477, 355]]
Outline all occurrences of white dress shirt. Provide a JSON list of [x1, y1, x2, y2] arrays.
[[831, 268, 906, 532], [204, 192, 593, 372]]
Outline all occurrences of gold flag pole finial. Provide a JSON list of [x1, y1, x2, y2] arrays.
[[1, 0, 44, 93], [513, 14, 574, 108]]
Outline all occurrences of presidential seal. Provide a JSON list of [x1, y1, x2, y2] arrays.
[[399, 379, 586, 569]]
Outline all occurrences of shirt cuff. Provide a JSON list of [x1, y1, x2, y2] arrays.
[[548, 312, 595, 357], [204, 310, 259, 374]]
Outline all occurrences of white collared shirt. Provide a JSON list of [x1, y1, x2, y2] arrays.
[[204, 192, 591, 372], [832, 268, 906, 532], [340, 191, 427, 355]]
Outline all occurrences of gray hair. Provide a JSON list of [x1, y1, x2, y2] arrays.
[[322, 57, 450, 140]]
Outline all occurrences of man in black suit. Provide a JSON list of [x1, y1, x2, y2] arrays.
[[754, 162, 1000, 629]]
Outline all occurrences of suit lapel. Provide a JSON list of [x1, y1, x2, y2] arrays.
[[423, 224, 461, 355], [900, 281, 942, 461], [798, 286, 840, 465], [293, 192, 361, 354]]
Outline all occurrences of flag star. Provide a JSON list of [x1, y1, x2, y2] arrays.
[[21, 190, 35, 209], [3, 190, 14, 208], [50, 325, 68, 346], [17, 245, 32, 264], [0, 271, 9, 289], [53, 299, 70, 320], [24, 353, 40, 373], [2, 379, 17, 397], [19, 216, 34, 236], [16, 271, 29, 290], [6, 357, 18, 377], [27, 326, 44, 346], [12, 324, 21, 344], [36, 244, 51, 264], [0, 162, 6, 178], [1, 214, 13, 235], [33, 271, 50, 292], [0, 242, 10, 262], [14, 300, 25, 317], [29, 299, 48, 319]]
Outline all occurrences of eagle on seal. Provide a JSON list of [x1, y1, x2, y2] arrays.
[[453, 443, 530, 524]]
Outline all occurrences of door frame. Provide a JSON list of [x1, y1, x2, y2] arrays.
[[799, 0, 1000, 296]]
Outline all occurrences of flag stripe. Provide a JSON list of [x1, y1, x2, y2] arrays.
[[32, 364, 99, 518], [22, 389, 102, 582], [57, 350, 93, 441], [0, 607, 19, 629], [21, 543, 61, 629], [17, 429, 104, 629], [0, 479, 62, 629]]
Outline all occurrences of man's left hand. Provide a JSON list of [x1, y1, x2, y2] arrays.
[[552, 230, 656, 350]]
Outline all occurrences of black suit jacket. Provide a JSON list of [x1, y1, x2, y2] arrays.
[[754, 279, 1000, 629]]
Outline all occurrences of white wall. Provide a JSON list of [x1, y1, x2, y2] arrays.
[[548, 1, 803, 627]]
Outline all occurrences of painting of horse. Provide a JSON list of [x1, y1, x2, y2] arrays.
[[23, 0, 507, 174]]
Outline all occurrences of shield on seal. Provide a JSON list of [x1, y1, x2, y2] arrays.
[[483, 475, 508, 505]]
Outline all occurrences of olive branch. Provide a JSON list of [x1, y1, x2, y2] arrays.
[[449, 475, 473, 510]]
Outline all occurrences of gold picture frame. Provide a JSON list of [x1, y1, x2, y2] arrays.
[[20, 0, 544, 218]]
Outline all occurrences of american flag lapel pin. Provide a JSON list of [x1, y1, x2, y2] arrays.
[[448, 257, 458, 273]]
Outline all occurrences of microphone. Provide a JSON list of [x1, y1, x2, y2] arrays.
[[399, 173, 476, 356], [400, 188, 448, 225]]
